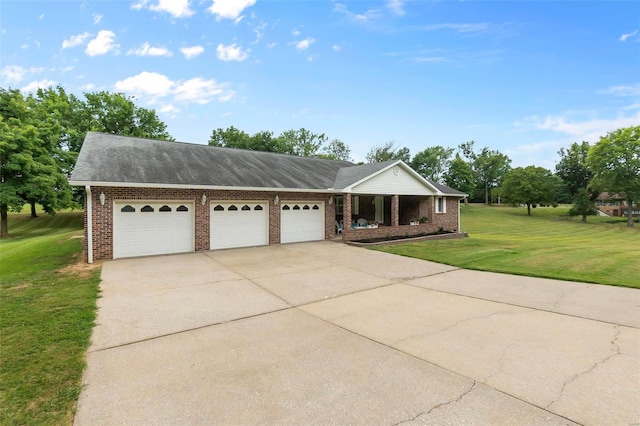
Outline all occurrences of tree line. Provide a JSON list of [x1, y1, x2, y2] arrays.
[[2, 83, 638, 239]]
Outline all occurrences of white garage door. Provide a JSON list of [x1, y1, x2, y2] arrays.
[[113, 201, 194, 259], [280, 202, 325, 244], [210, 202, 269, 250]]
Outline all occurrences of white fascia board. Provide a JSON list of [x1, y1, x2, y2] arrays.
[[68, 180, 341, 194], [341, 160, 443, 194]]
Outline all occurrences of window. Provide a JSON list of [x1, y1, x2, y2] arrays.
[[121, 205, 135, 213], [141, 205, 154, 212], [177, 205, 189, 212], [282, 205, 290, 210], [228, 205, 238, 211], [353, 196, 359, 215], [254, 205, 263, 211], [312, 205, 319, 210], [335, 196, 344, 214], [293, 205, 301, 210], [213, 205, 224, 211], [303, 205, 310, 210], [436, 197, 446, 214], [159, 205, 171, 212], [241, 205, 251, 211]]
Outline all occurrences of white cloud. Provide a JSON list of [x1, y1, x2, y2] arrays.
[[386, 0, 405, 16], [619, 29, 638, 42], [127, 42, 173, 57], [62, 32, 90, 49], [114, 71, 174, 96], [252, 21, 267, 44], [79, 83, 96, 91], [174, 77, 235, 103], [332, 44, 341, 52], [292, 29, 301, 36], [180, 45, 204, 59], [86, 30, 119, 56], [114, 71, 235, 106], [93, 13, 103, 24], [216, 43, 248, 61], [159, 103, 179, 116], [422, 23, 489, 33], [530, 109, 640, 142], [207, 0, 256, 21], [603, 83, 640, 96], [307, 55, 314, 62], [292, 37, 315, 51], [21, 79, 56, 92], [132, 0, 194, 18], [39, 14, 44, 20], [1, 65, 44, 84], [333, 3, 381, 23]]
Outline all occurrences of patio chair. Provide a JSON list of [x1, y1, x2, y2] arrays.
[[336, 220, 343, 234], [356, 218, 368, 227]]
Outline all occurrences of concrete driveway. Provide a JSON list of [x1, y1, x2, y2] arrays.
[[75, 242, 639, 425]]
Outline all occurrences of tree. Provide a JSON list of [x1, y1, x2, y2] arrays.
[[277, 128, 327, 157], [444, 154, 475, 198], [587, 125, 640, 227], [82, 91, 173, 141], [320, 138, 352, 161], [555, 141, 592, 198], [459, 141, 511, 205], [411, 146, 454, 183], [569, 188, 597, 223], [366, 141, 410, 163], [208, 126, 252, 148], [502, 166, 559, 215]]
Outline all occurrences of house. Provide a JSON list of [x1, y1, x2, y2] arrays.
[[69, 132, 467, 262], [595, 193, 640, 218]]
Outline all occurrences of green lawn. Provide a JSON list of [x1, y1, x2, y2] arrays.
[[0, 212, 100, 425], [375, 204, 640, 288]]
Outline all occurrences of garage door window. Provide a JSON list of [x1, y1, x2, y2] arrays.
[[313, 205, 319, 210], [141, 205, 154, 212], [121, 205, 135, 213], [213, 205, 224, 211], [303, 205, 310, 210], [283, 205, 290, 210], [229, 205, 238, 211], [293, 205, 300, 210], [242, 205, 251, 211], [177, 205, 189, 212], [159, 205, 171, 212], [254, 205, 263, 210]]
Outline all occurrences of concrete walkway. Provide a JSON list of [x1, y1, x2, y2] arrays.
[[75, 242, 640, 425]]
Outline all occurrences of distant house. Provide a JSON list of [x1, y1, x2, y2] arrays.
[[69, 132, 466, 262], [595, 193, 639, 217]]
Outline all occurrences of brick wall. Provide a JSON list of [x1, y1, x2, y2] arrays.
[[85, 186, 334, 261]]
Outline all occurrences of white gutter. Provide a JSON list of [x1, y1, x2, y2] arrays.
[[85, 185, 93, 264]]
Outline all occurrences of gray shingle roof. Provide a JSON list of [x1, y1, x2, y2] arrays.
[[70, 132, 466, 196], [70, 132, 353, 190]]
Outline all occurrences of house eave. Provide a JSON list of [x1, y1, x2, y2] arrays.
[[69, 180, 342, 194]]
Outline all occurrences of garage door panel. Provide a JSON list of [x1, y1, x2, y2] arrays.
[[113, 201, 194, 259], [280, 202, 324, 244], [210, 202, 268, 250]]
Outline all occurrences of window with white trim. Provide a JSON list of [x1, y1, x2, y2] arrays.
[[436, 197, 446, 214]]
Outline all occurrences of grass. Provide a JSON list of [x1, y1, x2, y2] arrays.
[[0, 211, 101, 425], [375, 204, 640, 288]]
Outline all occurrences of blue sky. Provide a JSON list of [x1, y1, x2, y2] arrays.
[[1, 0, 639, 168]]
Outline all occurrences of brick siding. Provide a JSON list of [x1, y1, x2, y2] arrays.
[[85, 187, 334, 261]]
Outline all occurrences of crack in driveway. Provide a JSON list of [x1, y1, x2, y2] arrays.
[[392, 381, 477, 425]]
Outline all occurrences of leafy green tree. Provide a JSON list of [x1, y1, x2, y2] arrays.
[[569, 188, 597, 222], [555, 141, 592, 197], [411, 146, 454, 183], [277, 128, 327, 157], [459, 141, 511, 205], [502, 166, 559, 215], [0, 89, 70, 237], [366, 141, 410, 163], [82, 91, 173, 141], [587, 125, 640, 227], [208, 126, 252, 148], [444, 154, 475, 197], [319, 138, 352, 161]]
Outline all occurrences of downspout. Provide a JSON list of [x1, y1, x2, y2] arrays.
[[86, 185, 93, 264], [458, 197, 462, 233]]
